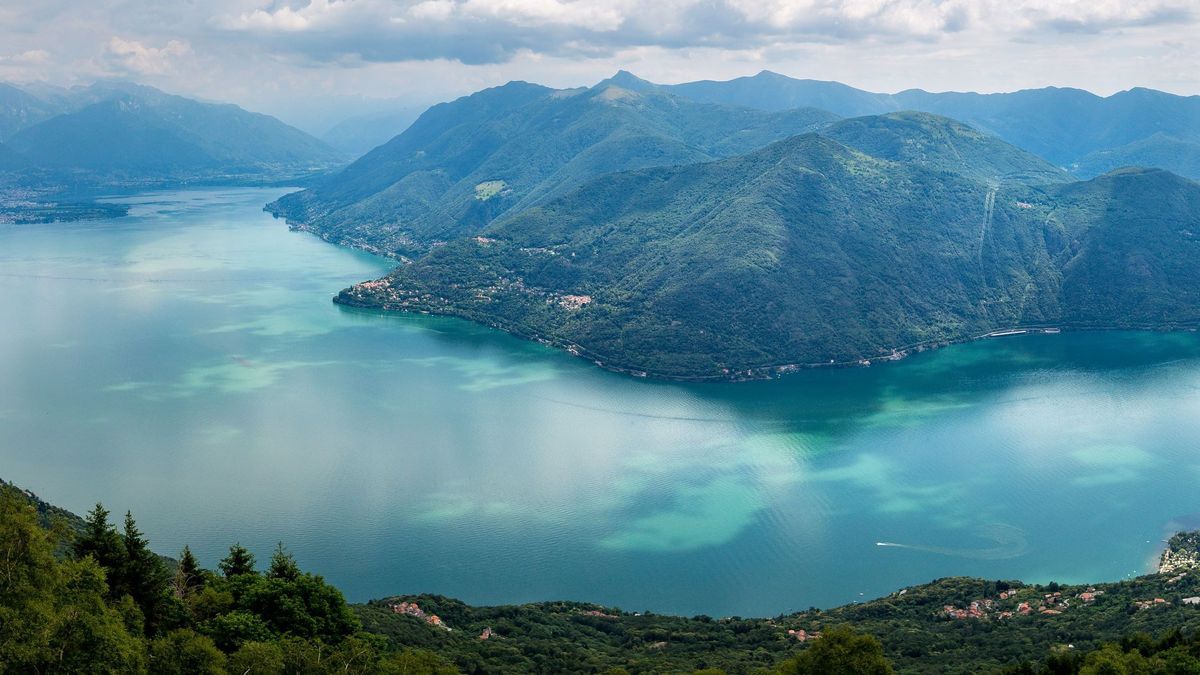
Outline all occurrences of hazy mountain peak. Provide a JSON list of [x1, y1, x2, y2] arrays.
[[596, 70, 658, 92]]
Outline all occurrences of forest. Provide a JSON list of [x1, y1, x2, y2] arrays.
[[4, 483, 1200, 674]]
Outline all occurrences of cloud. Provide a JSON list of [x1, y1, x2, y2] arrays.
[[207, 0, 1197, 66], [106, 37, 190, 75], [0, 49, 52, 65]]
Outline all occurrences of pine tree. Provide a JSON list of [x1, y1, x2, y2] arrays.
[[172, 545, 204, 599], [219, 544, 256, 578], [118, 511, 169, 636], [72, 503, 126, 579], [267, 542, 300, 581]]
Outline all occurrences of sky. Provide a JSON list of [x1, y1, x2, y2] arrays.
[[1, 0, 1197, 133]]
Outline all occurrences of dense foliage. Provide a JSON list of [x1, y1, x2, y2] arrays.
[[5, 485, 1200, 673], [0, 490, 455, 673], [337, 114, 1200, 378]]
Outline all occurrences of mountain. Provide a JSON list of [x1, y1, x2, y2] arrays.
[[267, 79, 839, 257], [336, 114, 1200, 379], [321, 107, 427, 157], [668, 69, 897, 117], [6, 84, 343, 178], [0, 82, 67, 141], [1072, 132, 1200, 179], [652, 71, 1200, 179], [820, 111, 1070, 185]]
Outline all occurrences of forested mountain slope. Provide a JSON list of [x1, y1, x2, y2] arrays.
[[267, 80, 838, 257], [336, 115, 1200, 379]]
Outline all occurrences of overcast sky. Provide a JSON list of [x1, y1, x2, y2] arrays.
[[1, 0, 1197, 133]]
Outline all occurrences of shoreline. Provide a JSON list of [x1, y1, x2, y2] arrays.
[[333, 292, 1200, 383]]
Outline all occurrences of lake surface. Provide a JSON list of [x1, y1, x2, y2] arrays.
[[3, 187, 1200, 617]]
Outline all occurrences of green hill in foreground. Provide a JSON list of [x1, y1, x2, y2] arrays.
[[335, 113, 1200, 379], [4, 481, 1200, 673]]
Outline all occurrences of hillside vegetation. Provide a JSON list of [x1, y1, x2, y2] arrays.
[[5, 484, 1200, 674], [336, 113, 1200, 379], [267, 80, 838, 257]]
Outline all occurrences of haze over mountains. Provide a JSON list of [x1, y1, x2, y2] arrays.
[[0, 80, 342, 185], [653, 70, 1200, 181]]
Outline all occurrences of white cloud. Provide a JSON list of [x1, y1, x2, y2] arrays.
[[0, 49, 52, 65], [106, 37, 190, 75], [224, 0, 352, 31], [0, 0, 1198, 131]]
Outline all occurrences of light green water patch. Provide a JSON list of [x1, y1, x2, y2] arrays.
[[402, 356, 560, 391], [1070, 444, 1153, 467], [410, 492, 555, 526], [1068, 444, 1154, 487], [411, 493, 477, 524], [599, 475, 763, 552], [104, 381, 155, 392], [193, 425, 244, 446], [166, 359, 341, 396], [806, 453, 968, 517], [205, 310, 338, 339], [861, 391, 976, 429], [194, 286, 306, 309]]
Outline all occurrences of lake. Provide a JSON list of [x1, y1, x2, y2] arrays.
[[2, 187, 1199, 617]]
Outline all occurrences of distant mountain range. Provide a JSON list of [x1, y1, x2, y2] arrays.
[[647, 70, 1200, 180], [269, 79, 837, 256], [320, 107, 426, 157], [0, 81, 343, 186]]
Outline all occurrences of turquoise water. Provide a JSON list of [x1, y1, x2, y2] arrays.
[[3, 187, 1200, 617]]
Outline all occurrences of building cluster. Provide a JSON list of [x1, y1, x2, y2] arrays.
[[786, 629, 822, 642], [1133, 598, 1170, 611], [389, 601, 452, 631]]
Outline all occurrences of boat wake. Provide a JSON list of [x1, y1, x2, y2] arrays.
[[876, 523, 1028, 560]]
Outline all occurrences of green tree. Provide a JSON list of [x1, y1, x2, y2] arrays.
[[203, 610, 274, 651], [148, 629, 225, 674], [240, 570, 360, 642], [118, 511, 170, 635], [267, 542, 300, 581], [173, 545, 204, 598], [228, 641, 285, 674], [378, 648, 460, 675], [776, 626, 894, 675], [72, 503, 125, 578], [220, 543, 257, 578], [0, 492, 144, 673]]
